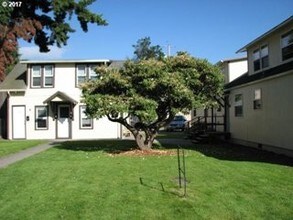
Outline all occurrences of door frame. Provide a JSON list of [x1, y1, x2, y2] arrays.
[[12, 105, 26, 139], [56, 104, 72, 139]]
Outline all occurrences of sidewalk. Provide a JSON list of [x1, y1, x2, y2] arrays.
[[0, 141, 63, 169]]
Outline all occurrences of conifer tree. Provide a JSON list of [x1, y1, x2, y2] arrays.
[[0, 0, 107, 80]]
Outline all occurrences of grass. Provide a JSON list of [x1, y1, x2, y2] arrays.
[[156, 131, 186, 139], [0, 140, 46, 157], [0, 139, 292, 219]]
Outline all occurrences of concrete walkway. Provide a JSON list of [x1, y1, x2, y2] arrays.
[[0, 141, 63, 169]]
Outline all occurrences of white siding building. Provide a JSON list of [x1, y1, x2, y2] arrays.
[[0, 60, 123, 140]]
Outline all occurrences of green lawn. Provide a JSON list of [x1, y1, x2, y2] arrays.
[[0, 140, 46, 157], [157, 131, 186, 139], [0, 140, 292, 219]]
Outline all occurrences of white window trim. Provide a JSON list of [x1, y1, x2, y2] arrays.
[[31, 65, 54, 88], [76, 64, 98, 87], [31, 65, 42, 88], [79, 105, 93, 129], [89, 65, 98, 80], [43, 65, 54, 88], [77, 65, 86, 83], [35, 106, 48, 130]]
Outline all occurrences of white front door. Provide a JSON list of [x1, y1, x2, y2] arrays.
[[12, 106, 26, 139], [57, 105, 70, 139]]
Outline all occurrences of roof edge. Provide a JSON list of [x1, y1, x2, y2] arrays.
[[216, 56, 247, 65], [236, 16, 293, 53], [20, 59, 111, 64]]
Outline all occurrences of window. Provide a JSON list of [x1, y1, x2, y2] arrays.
[[281, 30, 293, 61], [253, 50, 260, 71], [31, 65, 54, 88], [80, 106, 93, 129], [261, 45, 269, 68], [253, 45, 269, 71], [59, 106, 70, 118], [76, 64, 99, 86], [253, 89, 262, 109], [77, 65, 86, 85], [44, 65, 54, 87], [35, 106, 48, 129], [234, 94, 243, 117], [89, 65, 98, 80], [32, 65, 41, 87]]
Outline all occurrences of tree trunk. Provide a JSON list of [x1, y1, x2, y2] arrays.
[[105, 114, 158, 150], [134, 132, 156, 150]]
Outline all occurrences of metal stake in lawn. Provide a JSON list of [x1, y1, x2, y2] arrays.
[[177, 146, 187, 197]]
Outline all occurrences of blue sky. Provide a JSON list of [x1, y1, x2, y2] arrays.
[[19, 0, 293, 64]]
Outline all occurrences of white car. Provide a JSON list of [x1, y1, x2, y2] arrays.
[[166, 115, 187, 131]]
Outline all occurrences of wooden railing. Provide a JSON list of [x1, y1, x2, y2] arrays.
[[185, 115, 226, 134]]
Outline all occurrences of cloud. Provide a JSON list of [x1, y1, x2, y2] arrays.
[[19, 46, 66, 60]]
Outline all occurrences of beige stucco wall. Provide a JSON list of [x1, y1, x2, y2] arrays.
[[228, 71, 293, 151], [247, 21, 293, 75], [8, 63, 121, 140]]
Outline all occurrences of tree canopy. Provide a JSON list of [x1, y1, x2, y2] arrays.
[[133, 37, 165, 61], [82, 52, 224, 150], [0, 0, 107, 80]]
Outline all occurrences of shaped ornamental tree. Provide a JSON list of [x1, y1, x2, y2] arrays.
[[82, 52, 223, 150]]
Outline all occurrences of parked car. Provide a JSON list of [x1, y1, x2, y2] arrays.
[[166, 115, 187, 131]]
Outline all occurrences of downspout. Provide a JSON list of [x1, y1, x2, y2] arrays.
[[6, 91, 10, 139]]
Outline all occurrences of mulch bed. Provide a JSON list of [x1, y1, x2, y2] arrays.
[[108, 149, 176, 157]]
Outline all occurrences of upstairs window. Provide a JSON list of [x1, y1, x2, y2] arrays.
[[44, 65, 54, 87], [77, 65, 87, 84], [76, 64, 99, 86], [31, 65, 54, 88], [253, 45, 269, 71], [281, 30, 293, 61], [260, 45, 269, 68], [234, 94, 243, 117], [89, 65, 98, 80], [32, 65, 41, 87]]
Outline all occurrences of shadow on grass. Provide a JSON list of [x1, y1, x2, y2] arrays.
[[139, 177, 186, 198], [54, 139, 168, 154], [54, 139, 138, 154], [55, 139, 293, 166], [156, 131, 187, 139], [175, 142, 293, 167]]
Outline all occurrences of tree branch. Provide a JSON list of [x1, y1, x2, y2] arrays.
[[106, 114, 138, 136]]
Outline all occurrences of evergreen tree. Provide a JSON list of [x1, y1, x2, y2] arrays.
[[133, 37, 165, 61], [0, 0, 107, 80]]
